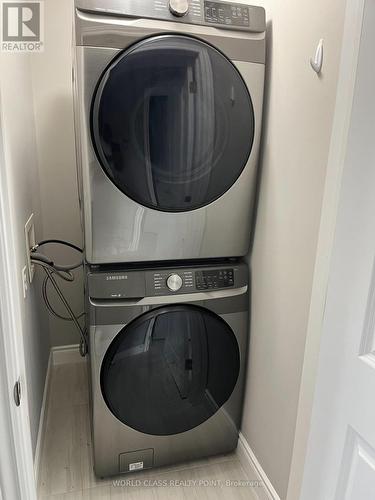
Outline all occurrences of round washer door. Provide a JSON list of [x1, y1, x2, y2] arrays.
[[91, 35, 254, 212], [100, 305, 240, 435]]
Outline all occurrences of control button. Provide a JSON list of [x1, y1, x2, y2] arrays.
[[169, 0, 189, 17], [166, 273, 183, 292]]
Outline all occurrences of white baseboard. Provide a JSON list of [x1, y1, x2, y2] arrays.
[[237, 432, 281, 500], [34, 351, 52, 484], [51, 344, 84, 365]]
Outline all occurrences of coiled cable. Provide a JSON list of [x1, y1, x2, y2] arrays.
[[30, 240, 88, 356]]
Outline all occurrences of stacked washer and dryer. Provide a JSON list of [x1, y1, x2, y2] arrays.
[[73, 0, 265, 478]]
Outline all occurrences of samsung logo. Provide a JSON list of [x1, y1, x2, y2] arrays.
[[106, 275, 128, 281]]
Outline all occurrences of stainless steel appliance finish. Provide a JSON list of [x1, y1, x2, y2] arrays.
[[87, 261, 249, 477], [73, 0, 266, 264]]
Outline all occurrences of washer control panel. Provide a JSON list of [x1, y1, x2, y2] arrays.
[[195, 268, 234, 290], [204, 1, 250, 27], [150, 266, 236, 295], [152, 270, 194, 294], [87, 263, 247, 299], [166, 273, 183, 291]]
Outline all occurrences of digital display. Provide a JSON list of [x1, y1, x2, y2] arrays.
[[204, 1, 250, 27]]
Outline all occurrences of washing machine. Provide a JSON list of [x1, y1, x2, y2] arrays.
[[73, 0, 266, 264], [86, 260, 249, 477]]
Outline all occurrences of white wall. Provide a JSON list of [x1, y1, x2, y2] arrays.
[[0, 53, 50, 456], [31, 0, 83, 347], [241, 0, 346, 498]]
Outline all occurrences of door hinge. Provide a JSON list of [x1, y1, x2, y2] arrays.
[[13, 379, 21, 407]]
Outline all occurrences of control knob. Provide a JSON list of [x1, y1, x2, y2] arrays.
[[166, 273, 183, 292], [169, 0, 189, 17]]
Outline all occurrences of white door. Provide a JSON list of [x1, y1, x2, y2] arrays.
[[300, 1, 375, 499], [0, 93, 37, 499]]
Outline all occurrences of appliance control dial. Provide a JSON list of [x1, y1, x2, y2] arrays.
[[166, 273, 183, 292], [169, 0, 189, 17]]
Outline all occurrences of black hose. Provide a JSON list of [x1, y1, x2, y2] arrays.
[[33, 239, 83, 253], [31, 253, 82, 272], [30, 258, 75, 281], [30, 241, 88, 356], [42, 265, 88, 356], [42, 274, 85, 322]]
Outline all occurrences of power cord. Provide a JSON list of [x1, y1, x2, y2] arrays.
[[30, 240, 88, 357]]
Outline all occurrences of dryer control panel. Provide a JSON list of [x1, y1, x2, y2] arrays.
[[87, 262, 247, 299], [204, 1, 250, 27], [75, 0, 265, 34]]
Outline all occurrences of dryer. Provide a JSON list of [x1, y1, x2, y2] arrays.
[[87, 261, 249, 477], [73, 0, 266, 264]]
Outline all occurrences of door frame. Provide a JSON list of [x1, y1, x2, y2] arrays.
[[286, 0, 366, 498], [0, 93, 37, 499]]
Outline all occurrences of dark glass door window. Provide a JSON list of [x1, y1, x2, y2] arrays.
[[91, 35, 254, 212], [100, 306, 240, 435]]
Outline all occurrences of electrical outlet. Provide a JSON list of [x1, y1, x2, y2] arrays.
[[21, 266, 28, 298], [24, 214, 35, 282]]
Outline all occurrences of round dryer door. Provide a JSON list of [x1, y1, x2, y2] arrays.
[[100, 305, 240, 435], [91, 35, 254, 212]]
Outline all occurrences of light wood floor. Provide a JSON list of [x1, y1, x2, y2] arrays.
[[38, 361, 262, 499]]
